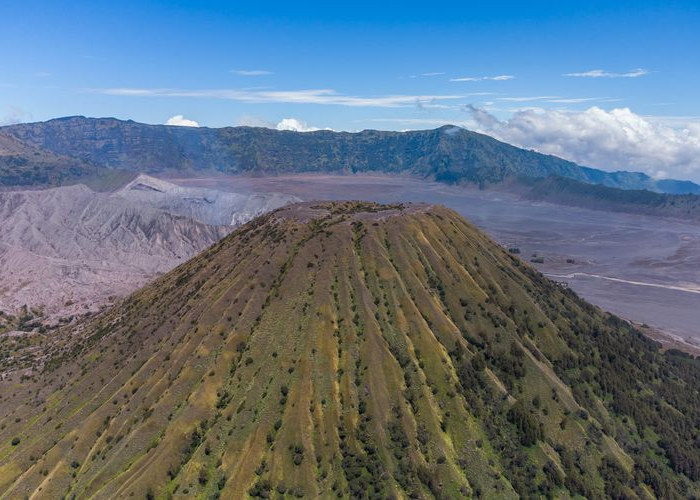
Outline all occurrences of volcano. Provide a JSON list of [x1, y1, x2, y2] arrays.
[[0, 201, 698, 498]]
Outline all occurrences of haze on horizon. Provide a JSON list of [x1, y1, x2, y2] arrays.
[[1, 0, 699, 182]]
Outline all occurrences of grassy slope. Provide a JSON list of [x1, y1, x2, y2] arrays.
[[0, 201, 698, 499]]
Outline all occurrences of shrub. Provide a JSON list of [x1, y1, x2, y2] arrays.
[[507, 402, 543, 446]]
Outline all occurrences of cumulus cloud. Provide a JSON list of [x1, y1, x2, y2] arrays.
[[276, 118, 325, 132], [450, 75, 514, 82], [564, 68, 649, 78], [465, 105, 700, 180], [165, 115, 199, 127]]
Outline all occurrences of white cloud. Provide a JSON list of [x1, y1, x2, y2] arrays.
[[496, 96, 560, 102], [564, 68, 649, 78], [547, 97, 622, 104], [94, 87, 465, 108], [422, 72, 445, 77], [165, 115, 199, 127], [465, 105, 700, 180], [494, 96, 622, 104], [450, 75, 514, 82], [231, 69, 274, 76], [276, 118, 327, 132]]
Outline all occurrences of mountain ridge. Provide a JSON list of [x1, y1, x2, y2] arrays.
[[1, 116, 697, 195]]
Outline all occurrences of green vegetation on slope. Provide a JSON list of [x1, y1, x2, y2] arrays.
[[0, 133, 97, 187], [0, 201, 698, 499]]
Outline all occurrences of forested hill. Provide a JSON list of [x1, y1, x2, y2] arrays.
[[1, 116, 698, 195], [1, 201, 699, 498]]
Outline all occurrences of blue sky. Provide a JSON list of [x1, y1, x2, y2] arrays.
[[1, 0, 700, 180]]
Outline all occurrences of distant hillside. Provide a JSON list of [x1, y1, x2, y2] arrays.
[[0, 131, 98, 186], [521, 175, 700, 221], [1, 116, 698, 196], [1, 201, 698, 498]]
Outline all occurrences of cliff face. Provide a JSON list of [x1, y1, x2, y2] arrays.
[[1, 201, 698, 498]]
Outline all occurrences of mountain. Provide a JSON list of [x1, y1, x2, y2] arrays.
[[0, 176, 297, 319], [1, 201, 698, 498], [1, 116, 698, 195]]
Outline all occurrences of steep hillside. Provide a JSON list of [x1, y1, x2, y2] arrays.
[[0, 177, 296, 318], [0, 131, 97, 187], [0, 201, 699, 499], [1, 116, 698, 195], [0, 183, 229, 319]]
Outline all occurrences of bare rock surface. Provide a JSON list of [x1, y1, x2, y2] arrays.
[[0, 175, 298, 319]]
